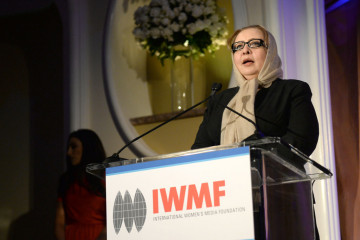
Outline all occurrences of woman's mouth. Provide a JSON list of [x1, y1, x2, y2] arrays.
[[242, 59, 254, 65]]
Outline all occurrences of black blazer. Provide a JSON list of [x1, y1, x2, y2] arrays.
[[192, 79, 319, 156]]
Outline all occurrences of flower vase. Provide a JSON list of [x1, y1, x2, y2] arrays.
[[147, 56, 206, 114], [170, 57, 194, 112]]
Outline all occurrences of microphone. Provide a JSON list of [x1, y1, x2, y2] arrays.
[[104, 83, 223, 163]]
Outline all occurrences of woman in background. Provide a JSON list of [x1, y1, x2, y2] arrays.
[[55, 129, 106, 240]]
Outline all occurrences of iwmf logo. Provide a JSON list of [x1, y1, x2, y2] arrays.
[[113, 189, 146, 234], [113, 180, 226, 234]]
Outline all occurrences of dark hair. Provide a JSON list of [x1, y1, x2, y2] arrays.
[[227, 25, 269, 50], [67, 129, 106, 167], [60, 129, 106, 198]]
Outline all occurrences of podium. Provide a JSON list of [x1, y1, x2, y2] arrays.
[[87, 137, 332, 240]]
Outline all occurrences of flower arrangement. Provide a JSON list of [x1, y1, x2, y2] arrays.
[[133, 0, 228, 65]]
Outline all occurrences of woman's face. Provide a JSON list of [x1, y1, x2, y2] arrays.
[[67, 137, 83, 166], [233, 28, 267, 80]]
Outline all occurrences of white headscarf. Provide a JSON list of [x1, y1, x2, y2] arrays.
[[220, 30, 283, 145]]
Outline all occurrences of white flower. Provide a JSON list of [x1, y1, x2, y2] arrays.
[[203, 6, 214, 15], [212, 38, 226, 46], [203, 19, 212, 28], [133, 27, 146, 40], [187, 23, 196, 35], [205, 0, 215, 8], [150, 7, 161, 17], [134, 6, 150, 25], [185, 4, 193, 13], [213, 22, 224, 31], [173, 7, 180, 16], [192, 5, 203, 18], [133, 0, 228, 61], [170, 23, 180, 32], [159, 0, 169, 7], [164, 7, 175, 19], [143, 29, 151, 38], [153, 17, 161, 25], [162, 28, 174, 41], [218, 28, 228, 37], [194, 20, 207, 31], [150, 28, 161, 39], [161, 18, 170, 26], [210, 14, 219, 23], [140, 15, 150, 25], [208, 26, 218, 37], [178, 12, 187, 22]]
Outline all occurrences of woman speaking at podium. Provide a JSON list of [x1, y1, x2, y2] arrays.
[[191, 25, 320, 239], [192, 25, 319, 157]]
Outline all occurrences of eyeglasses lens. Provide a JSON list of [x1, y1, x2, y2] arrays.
[[232, 39, 265, 52], [249, 39, 262, 48]]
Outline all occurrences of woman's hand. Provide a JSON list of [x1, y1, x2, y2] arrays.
[[54, 201, 66, 240]]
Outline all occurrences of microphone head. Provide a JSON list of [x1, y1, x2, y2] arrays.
[[211, 83, 222, 97], [211, 83, 222, 92]]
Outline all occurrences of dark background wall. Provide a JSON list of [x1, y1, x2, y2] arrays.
[[0, 1, 68, 239]]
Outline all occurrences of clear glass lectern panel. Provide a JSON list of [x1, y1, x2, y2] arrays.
[[251, 148, 316, 240], [264, 180, 315, 239], [242, 139, 322, 240]]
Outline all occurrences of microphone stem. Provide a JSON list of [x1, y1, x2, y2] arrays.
[[116, 96, 211, 156], [223, 105, 261, 133], [224, 106, 257, 126]]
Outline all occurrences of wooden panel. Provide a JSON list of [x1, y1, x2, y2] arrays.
[[325, 0, 360, 239]]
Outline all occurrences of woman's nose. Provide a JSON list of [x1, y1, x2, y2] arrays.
[[242, 45, 251, 54], [67, 147, 72, 156]]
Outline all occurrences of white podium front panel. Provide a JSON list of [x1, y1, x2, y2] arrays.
[[106, 146, 255, 240]]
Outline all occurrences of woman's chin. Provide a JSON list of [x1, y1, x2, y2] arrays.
[[71, 159, 81, 166]]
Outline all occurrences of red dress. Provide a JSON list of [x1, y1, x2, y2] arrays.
[[58, 181, 106, 240]]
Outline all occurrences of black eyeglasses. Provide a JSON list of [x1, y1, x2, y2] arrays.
[[231, 39, 268, 53]]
